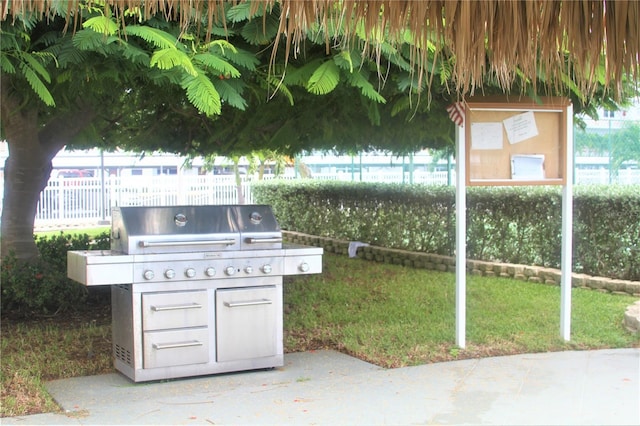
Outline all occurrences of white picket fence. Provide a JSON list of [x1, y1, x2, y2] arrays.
[[31, 175, 257, 228], [570, 168, 640, 185], [0, 168, 636, 230]]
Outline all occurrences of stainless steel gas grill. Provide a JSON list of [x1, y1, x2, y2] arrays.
[[67, 205, 322, 382]]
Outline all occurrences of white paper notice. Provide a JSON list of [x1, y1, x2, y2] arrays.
[[503, 111, 538, 144], [471, 122, 503, 150], [511, 154, 545, 180]]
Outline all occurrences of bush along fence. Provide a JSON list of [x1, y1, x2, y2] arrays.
[[283, 231, 640, 298], [254, 180, 640, 282]]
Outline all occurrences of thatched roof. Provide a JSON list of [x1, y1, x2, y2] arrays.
[[3, 1, 639, 98]]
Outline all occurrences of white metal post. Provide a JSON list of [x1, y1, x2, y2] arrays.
[[560, 103, 574, 340], [455, 124, 467, 348]]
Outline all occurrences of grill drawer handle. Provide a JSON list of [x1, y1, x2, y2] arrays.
[[152, 340, 203, 350], [224, 299, 272, 308], [246, 237, 282, 244], [140, 239, 236, 248], [151, 303, 203, 312]]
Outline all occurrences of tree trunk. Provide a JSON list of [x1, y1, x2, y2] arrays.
[[1, 78, 95, 261], [1, 91, 52, 261], [234, 164, 245, 205]]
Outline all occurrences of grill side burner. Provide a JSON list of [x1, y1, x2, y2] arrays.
[[68, 205, 322, 382]]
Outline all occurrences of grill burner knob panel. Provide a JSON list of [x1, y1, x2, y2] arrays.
[[261, 264, 272, 274], [185, 268, 196, 278], [225, 266, 236, 276], [205, 267, 216, 277], [143, 270, 155, 280], [164, 269, 176, 279]]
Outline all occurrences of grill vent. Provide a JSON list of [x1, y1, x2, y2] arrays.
[[114, 343, 132, 366]]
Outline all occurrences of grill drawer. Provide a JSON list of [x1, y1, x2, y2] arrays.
[[142, 290, 208, 331], [143, 328, 209, 369]]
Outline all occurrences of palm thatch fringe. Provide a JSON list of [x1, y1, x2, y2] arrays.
[[3, 0, 639, 99]]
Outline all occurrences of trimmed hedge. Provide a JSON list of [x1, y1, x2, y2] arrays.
[[1, 231, 111, 314], [253, 180, 640, 281]]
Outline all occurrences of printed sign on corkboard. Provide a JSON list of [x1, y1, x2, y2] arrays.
[[464, 96, 571, 186]]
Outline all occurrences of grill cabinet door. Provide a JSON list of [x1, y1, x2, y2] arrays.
[[216, 285, 280, 362]]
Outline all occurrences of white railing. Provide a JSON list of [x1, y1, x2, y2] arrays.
[[33, 175, 256, 228], [311, 170, 452, 185], [573, 168, 640, 185], [0, 169, 637, 230]]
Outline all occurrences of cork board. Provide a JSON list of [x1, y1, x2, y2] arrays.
[[465, 97, 570, 186]]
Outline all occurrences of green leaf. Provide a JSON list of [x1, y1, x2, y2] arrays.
[[0, 55, 15, 74], [72, 29, 119, 53], [193, 53, 240, 78], [124, 26, 180, 50], [264, 75, 294, 106], [366, 100, 381, 125], [181, 71, 221, 116], [19, 62, 55, 106], [391, 96, 411, 117], [82, 16, 118, 36], [202, 39, 237, 55], [209, 45, 259, 71], [560, 72, 585, 102], [21, 52, 51, 83], [214, 79, 247, 110], [120, 42, 150, 66], [227, 2, 261, 22], [283, 63, 314, 86], [56, 40, 88, 67], [345, 70, 386, 103], [396, 72, 425, 94], [150, 48, 197, 76], [240, 15, 279, 45], [306, 60, 340, 95], [333, 51, 355, 73]]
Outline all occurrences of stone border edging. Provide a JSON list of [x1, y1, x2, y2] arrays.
[[283, 230, 640, 298]]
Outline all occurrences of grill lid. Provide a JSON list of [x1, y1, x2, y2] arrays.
[[234, 205, 282, 250], [111, 205, 281, 254]]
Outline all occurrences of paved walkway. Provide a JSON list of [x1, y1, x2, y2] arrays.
[[3, 348, 639, 425]]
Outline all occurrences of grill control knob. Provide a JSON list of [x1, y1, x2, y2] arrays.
[[299, 262, 310, 273], [164, 269, 176, 279], [205, 267, 216, 277], [225, 266, 236, 276], [244, 266, 253, 274], [185, 268, 196, 278], [261, 264, 272, 274], [143, 270, 155, 280]]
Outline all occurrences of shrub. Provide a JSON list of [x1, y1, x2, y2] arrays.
[[1, 231, 110, 315], [253, 180, 640, 281]]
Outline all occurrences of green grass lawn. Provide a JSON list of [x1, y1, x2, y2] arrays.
[[283, 253, 639, 367]]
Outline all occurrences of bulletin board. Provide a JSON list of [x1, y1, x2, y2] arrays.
[[465, 96, 571, 186]]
